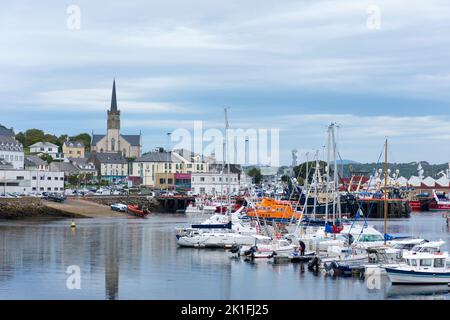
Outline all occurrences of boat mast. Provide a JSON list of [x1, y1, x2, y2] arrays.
[[325, 125, 331, 227], [224, 107, 231, 213], [384, 139, 388, 245]]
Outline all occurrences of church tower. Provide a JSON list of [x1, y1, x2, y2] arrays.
[[106, 79, 121, 152]]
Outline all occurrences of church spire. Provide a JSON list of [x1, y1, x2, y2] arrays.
[[111, 79, 118, 112]]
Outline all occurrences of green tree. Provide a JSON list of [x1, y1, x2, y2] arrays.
[[247, 168, 262, 184], [294, 161, 331, 184], [39, 154, 54, 164], [24, 129, 45, 146], [15, 132, 26, 145]]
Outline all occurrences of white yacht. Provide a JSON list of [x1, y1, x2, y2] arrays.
[[385, 249, 450, 284], [240, 235, 297, 259]]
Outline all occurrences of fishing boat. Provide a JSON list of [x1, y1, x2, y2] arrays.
[[429, 191, 450, 212], [127, 205, 150, 217], [246, 198, 302, 223], [385, 249, 450, 285]]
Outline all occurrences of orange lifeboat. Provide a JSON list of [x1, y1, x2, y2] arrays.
[[246, 198, 302, 223]]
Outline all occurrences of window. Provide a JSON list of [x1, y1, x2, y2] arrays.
[[16, 176, 24, 180], [111, 138, 115, 151], [40, 187, 44, 191], [434, 258, 445, 268], [77, 151, 81, 155], [47, 177, 51, 180], [54, 188, 58, 191], [200, 177, 205, 182], [32, 176, 37, 180], [420, 259, 433, 267], [47, 187, 51, 191], [32, 187, 37, 191]]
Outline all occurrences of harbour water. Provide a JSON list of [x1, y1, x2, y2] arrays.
[[0, 213, 448, 300]]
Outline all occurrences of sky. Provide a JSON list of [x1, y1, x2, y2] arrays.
[[1, 0, 450, 165]]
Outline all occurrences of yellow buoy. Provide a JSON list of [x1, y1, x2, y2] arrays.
[[71, 221, 76, 228]]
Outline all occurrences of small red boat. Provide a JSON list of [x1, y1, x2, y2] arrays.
[[127, 205, 151, 218]]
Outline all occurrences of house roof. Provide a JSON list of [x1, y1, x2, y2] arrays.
[[135, 151, 180, 163], [0, 125, 15, 137], [0, 137, 23, 152], [24, 155, 48, 167], [121, 135, 140, 146], [209, 163, 243, 174], [49, 162, 79, 175], [29, 141, 59, 148], [91, 134, 140, 147], [64, 141, 85, 148], [92, 134, 105, 146], [92, 152, 128, 164]]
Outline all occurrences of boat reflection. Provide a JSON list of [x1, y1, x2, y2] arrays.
[[386, 284, 449, 299]]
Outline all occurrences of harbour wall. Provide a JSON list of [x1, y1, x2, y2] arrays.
[[0, 198, 79, 219]]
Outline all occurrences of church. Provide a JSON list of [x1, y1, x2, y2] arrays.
[[91, 80, 142, 158]]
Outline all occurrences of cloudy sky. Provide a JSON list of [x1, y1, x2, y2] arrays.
[[1, 0, 450, 165]]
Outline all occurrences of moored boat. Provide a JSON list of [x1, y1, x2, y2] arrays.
[[127, 205, 150, 217], [385, 241, 450, 284]]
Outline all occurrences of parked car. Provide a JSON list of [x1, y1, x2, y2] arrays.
[[110, 203, 127, 212], [45, 193, 66, 203]]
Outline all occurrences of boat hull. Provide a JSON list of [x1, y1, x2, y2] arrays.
[[386, 268, 450, 284], [177, 234, 255, 248]]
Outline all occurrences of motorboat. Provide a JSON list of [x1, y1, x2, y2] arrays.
[[385, 249, 450, 284], [176, 229, 256, 248], [127, 205, 150, 218], [240, 235, 297, 259]]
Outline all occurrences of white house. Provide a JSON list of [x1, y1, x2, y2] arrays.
[[29, 142, 63, 160], [0, 169, 64, 194], [191, 172, 240, 196], [0, 125, 24, 170]]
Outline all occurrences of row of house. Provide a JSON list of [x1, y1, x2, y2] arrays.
[[28, 140, 86, 161], [0, 127, 64, 194]]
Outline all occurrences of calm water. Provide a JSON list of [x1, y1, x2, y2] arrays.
[[0, 212, 449, 300]]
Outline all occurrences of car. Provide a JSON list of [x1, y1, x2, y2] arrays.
[[111, 203, 127, 212]]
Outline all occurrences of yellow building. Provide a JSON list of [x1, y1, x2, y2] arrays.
[[63, 141, 85, 158]]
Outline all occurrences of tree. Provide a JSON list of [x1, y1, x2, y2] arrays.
[[294, 161, 331, 184], [24, 129, 45, 146], [39, 154, 54, 164], [247, 168, 262, 184]]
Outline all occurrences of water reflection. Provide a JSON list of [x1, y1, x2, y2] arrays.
[[0, 214, 448, 300]]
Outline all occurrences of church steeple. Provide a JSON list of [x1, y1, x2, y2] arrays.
[[111, 79, 118, 112], [107, 79, 120, 131]]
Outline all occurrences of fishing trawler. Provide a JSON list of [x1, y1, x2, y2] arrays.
[[429, 191, 450, 212]]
